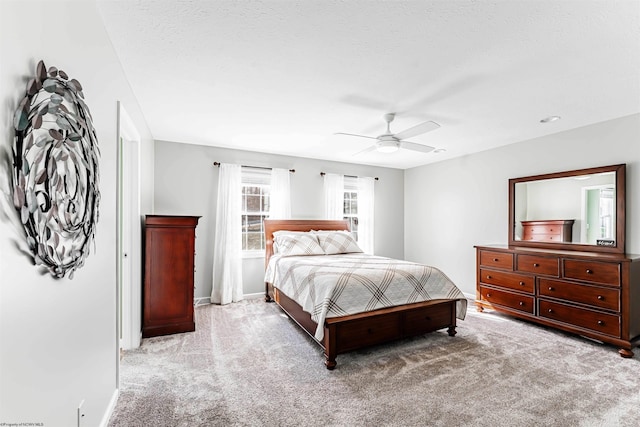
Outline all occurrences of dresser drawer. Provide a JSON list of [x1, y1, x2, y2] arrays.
[[521, 220, 573, 243], [562, 259, 620, 287], [538, 278, 619, 312], [525, 224, 557, 235], [516, 254, 559, 276], [480, 269, 534, 294], [539, 300, 620, 337], [522, 233, 564, 242], [479, 250, 513, 270], [479, 286, 534, 314]]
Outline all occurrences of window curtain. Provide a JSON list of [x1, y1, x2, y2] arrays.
[[269, 168, 291, 219], [241, 167, 271, 186], [323, 173, 344, 220], [357, 176, 375, 254], [211, 163, 243, 305]]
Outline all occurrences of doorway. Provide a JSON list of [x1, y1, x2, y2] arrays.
[[581, 185, 615, 245]]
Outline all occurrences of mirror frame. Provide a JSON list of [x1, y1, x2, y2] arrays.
[[508, 164, 626, 254]]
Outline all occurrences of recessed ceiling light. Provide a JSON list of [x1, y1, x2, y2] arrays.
[[540, 115, 561, 123]]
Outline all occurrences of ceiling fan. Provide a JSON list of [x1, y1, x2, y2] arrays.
[[335, 113, 440, 155]]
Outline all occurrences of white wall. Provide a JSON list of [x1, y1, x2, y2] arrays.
[[405, 114, 640, 297], [0, 1, 153, 425], [153, 140, 404, 299]]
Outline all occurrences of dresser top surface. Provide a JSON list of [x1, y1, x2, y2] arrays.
[[475, 244, 640, 262]]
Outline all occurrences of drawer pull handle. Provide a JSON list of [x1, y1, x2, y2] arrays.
[[486, 293, 491, 298], [493, 258, 499, 262], [486, 275, 492, 279], [519, 301, 524, 306], [548, 287, 554, 291], [519, 281, 525, 286], [597, 320, 604, 326], [548, 308, 553, 313], [597, 295, 604, 301], [586, 269, 593, 274], [533, 263, 540, 267]]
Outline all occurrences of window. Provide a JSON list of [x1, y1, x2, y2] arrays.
[[343, 190, 358, 241], [241, 168, 271, 251], [241, 184, 269, 250], [343, 177, 358, 241], [323, 173, 373, 253]]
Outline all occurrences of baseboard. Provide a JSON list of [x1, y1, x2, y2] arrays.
[[243, 292, 264, 300], [100, 388, 119, 427], [194, 297, 211, 306], [462, 291, 475, 301], [194, 292, 264, 306]]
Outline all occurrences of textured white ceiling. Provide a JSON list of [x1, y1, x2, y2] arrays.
[[97, 0, 640, 169]]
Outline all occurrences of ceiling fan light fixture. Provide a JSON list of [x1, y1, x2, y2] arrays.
[[376, 141, 399, 153]]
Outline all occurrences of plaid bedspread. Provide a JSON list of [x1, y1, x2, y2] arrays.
[[265, 253, 467, 341]]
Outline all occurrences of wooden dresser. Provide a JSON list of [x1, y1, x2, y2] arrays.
[[475, 245, 640, 357], [521, 219, 574, 242], [143, 215, 200, 338]]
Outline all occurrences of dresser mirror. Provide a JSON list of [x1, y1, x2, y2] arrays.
[[509, 164, 626, 253]]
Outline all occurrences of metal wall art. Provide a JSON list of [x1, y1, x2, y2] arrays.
[[13, 60, 100, 279]]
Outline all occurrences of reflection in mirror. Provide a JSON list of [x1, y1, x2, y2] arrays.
[[514, 171, 616, 245]]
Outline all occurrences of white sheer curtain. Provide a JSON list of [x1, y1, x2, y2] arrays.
[[269, 168, 291, 219], [323, 173, 344, 220], [357, 176, 375, 254], [211, 163, 243, 305]]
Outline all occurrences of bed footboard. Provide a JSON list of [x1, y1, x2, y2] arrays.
[[273, 287, 457, 370]]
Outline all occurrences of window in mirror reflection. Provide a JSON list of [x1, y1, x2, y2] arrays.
[[514, 172, 615, 245]]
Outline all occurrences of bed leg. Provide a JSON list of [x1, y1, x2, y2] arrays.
[[264, 282, 273, 302], [447, 325, 457, 337], [324, 354, 337, 370], [324, 325, 337, 370]]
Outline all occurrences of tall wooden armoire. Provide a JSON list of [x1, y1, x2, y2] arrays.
[[142, 215, 200, 338]]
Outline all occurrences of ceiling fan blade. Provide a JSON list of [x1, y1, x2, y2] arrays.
[[333, 132, 378, 141], [394, 120, 440, 141], [399, 141, 435, 154], [353, 145, 377, 156]]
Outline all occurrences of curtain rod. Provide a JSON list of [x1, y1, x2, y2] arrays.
[[213, 162, 295, 173], [320, 172, 379, 181]]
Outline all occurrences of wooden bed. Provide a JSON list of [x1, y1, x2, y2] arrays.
[[264, 219, 460, 370]]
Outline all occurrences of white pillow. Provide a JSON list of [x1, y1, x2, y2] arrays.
[[272, 230, 306, 254], [273, 232, 325, 257], [313, 231, 363, 254]]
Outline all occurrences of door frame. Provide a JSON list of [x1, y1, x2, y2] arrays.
[[116, 102, 142, 365]]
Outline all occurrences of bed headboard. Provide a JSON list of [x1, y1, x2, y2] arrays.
[[263, 219, 350, 269]]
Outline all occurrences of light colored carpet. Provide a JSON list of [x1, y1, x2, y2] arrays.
[[109, 299, 640, 427]]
